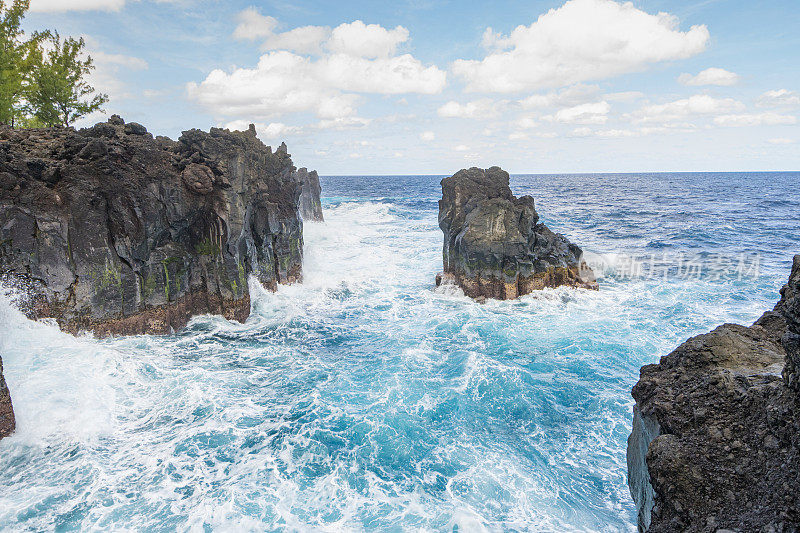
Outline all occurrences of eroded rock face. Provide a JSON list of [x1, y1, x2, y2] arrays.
[[0, 117, 303, 336], [0, 356, 14, 439], [780, 256, 800, 392], [436, 166, 596, 299], [628, 256, 800, 532], [296, 167, 323, 222]]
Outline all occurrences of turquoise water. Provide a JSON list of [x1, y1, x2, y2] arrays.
[[1, 172, 798, 531]]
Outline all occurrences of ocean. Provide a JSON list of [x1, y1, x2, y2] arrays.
[[1, 172, 798, 531]]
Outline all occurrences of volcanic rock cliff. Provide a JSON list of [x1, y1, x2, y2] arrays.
[[627, 256, 800, 532], [296, 167, 324, 222], [436, 166, 596, 299], [0, 117, 304, 337], [0, 356, 13, 439]]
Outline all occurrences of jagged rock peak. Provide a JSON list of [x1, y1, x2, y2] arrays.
[[295, 167, 324, 222], [436, 166, 596, 300]]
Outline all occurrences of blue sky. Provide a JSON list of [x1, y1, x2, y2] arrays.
[[21, 0, 800, 174]]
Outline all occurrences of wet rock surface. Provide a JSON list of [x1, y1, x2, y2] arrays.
[[0, 356, 14, 440], [436, 166, 596, 300], [296, 167, 324, 222], [0, 117, 304, 336], [628, 256, 800, 532]]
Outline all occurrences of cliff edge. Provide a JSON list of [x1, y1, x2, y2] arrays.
[[628, 256, 800, 531], [0, 356, 13, 439], [436, 166, 596, 299], [0, 117, 304, 336]]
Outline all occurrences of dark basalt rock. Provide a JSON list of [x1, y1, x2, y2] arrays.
[[780, 256, 800, 392], [0, 355, 14, 439], [296, 167, 324, 222], [0, 118, 304, 337], [628, 255, 800, 532], [436, 166, 596, 299]]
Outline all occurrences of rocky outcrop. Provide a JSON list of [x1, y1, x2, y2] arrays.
[[296, 167, 323, 222], [780, 256, 800, 392], [436, 166, 596, 299], [628, 256, 800, 532], [0, 117, 303, 336], [0, 355, 14, 439]]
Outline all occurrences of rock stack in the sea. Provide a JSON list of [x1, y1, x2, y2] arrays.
[[436, 166, 596, 299], [0, 356, 14, 439], [627, 255, 800, 532], [296, 167, 324, 222], [0, 117, 304, 336]]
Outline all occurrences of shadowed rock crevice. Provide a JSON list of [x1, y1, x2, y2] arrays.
[[628, 255, 800, 532], [0, 117, 304, 336], [436, 166, 596, 300]]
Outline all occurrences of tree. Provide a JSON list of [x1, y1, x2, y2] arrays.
[[0, 0, 31, 126], [26, 32, 108, 127]]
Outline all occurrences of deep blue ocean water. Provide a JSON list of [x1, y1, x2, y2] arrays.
[[1, 172, 798, 531]]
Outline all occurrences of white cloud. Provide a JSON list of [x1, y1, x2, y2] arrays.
[[188, 52, 356, 119], [519, 84, 600, 109], [603, 91, 645, 102], [235, 15, 410, 58], [633, 94, 744, 123], [453, 144, 470, 151], [420, 131, 435, 141], [570, 125, 693, 138], [30, 0, 125, 12], [515, 116, 539, 129], [480, 27, 503, 49], [316, 117, 372, 129], [437, 99, 501, 118], [594, 128, 637, 137], [757, 89, 800, 108], [233, 8, 330, 54], [767, 138, 795, 145], [452, 0, 709, 92], [571, 127, 593, 137], [91, 51, 148, 71], [223, 120, 302, 139], [678, 67, 739, 86], [545, 101, 611, 124], [713, 113, 797, 127], [233, 8, 279, 41], [210, 12, 445, 124], [143, 89, 166, 98], [509, 130, 559, 140], [327, 21, 409, 58], [319, 54, 445, 94], [262, 26, 331, 55], [188, 43, 446, 122], [81, 36, 148, 102]]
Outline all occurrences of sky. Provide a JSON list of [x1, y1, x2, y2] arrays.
[[19, 0, 800, 174]]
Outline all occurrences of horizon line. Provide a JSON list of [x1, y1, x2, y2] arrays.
[[318, 170, 800, 177]]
